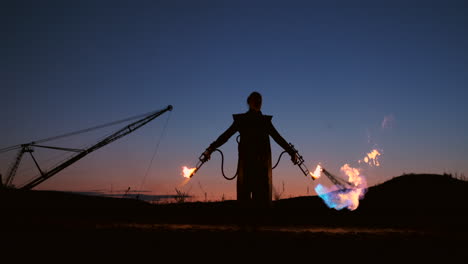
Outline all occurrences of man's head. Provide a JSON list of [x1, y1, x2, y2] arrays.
[[247, 92, 262, 112]]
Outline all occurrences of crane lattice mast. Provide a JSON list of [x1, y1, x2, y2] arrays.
[[0, 105, 172, 190]]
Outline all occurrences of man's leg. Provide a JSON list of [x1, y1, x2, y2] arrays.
[[251, 167, 272, 209]]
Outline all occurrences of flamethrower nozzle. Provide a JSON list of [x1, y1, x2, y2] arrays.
[[187, 151, 210, 178], [288, 143, 315, 181]]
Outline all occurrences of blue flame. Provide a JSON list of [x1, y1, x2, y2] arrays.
[[315, 184, 366, 211]]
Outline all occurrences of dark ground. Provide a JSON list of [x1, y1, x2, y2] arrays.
[[1, 173, 467, 261]]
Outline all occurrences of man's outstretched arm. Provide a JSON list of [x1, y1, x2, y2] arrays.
[[207, 121, 238, 152], [269, 121, 298, 163], [269, 123, 292, 152]]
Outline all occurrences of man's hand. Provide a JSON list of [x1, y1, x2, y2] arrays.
[[290, 152, 299, 165], [201, 150, 212, 162]]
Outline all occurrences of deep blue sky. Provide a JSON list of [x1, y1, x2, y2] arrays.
[[1, 1, 467, 199]]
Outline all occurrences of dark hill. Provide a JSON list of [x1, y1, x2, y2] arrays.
[[0, 173, 467, 230], [360, 173, 468, 212], [1, 174, 467, 260], [276, 173, 468, 212]]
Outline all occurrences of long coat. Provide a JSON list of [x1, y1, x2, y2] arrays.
[[208, 110, 293, 206]]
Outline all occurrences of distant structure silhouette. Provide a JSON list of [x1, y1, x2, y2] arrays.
[[202, 92, 297, 208]]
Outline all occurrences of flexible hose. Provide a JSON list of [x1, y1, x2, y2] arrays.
[[213, 148, 288, 181], [272, 151, 288, 169], [213, 149, 237, 180]]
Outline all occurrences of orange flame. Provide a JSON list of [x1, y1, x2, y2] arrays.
[[359, 149, 381, 166], [340, 164, 363, 187], [182, 166, 196, 178], [310, 164, 322, 179]]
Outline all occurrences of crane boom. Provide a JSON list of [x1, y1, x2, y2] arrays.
[[19, 105, 173, 190], [4, 146, 29, 186]]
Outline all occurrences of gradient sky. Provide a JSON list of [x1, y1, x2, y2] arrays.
[[2, 1, 468, 200]]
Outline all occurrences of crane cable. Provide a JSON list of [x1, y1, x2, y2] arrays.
[[0, 109, 161, 154], [1, 108, 171, 188], [137, 111, 172, 198]]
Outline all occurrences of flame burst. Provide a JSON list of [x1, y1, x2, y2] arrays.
[[315, 164, 367, 211], [310, 164, 322, 180], [182, 166, 196, 178], [359, 149, 381, 166], [341, 164, 364, 187]]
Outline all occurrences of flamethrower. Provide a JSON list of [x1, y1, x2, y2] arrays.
[[285, 143, 317, 181], [183, 148, 237, 180], [183, 142, 318, 181]]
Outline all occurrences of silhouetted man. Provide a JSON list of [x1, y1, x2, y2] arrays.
[[202, 92, 297, 208]]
